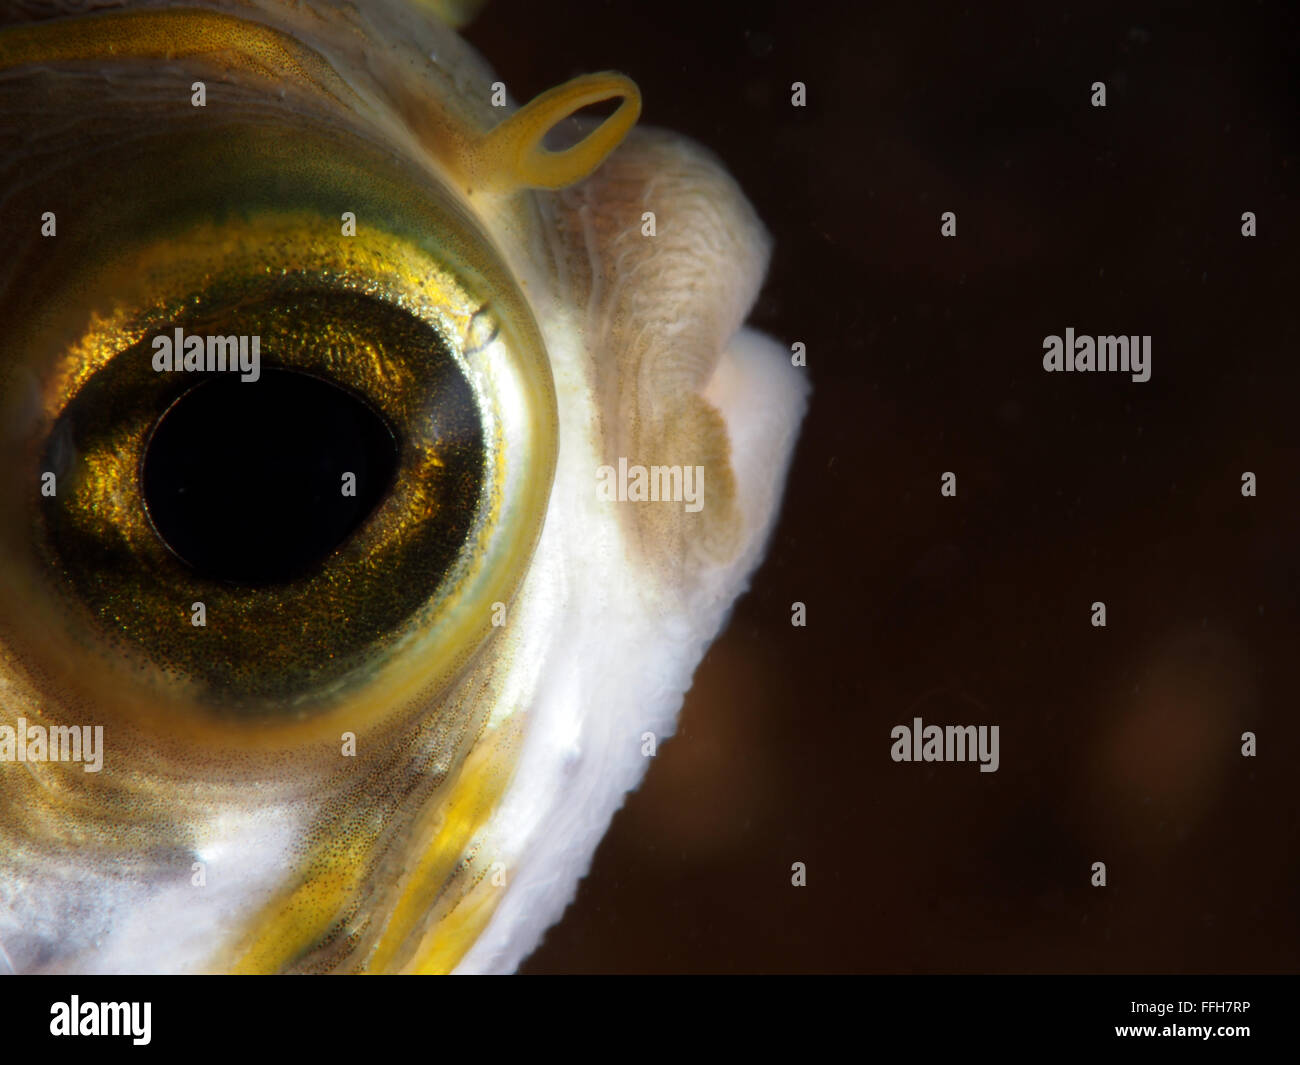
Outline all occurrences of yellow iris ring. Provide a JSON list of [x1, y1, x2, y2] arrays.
[[48, 287, 487, 704]]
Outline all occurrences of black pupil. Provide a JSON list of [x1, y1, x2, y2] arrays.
[[141, 368, 397, 585]]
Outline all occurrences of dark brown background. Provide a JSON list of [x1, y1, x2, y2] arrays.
[[467, 0, 1300, 973]]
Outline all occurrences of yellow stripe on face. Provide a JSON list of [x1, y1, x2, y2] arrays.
[[409, 0, 491, 30], [0, 6, 356, 104], [366, 714, 521, 974], [225, 715, 519, 974]]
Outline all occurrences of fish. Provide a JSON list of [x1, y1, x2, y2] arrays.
[[0, 0, 807, 973]]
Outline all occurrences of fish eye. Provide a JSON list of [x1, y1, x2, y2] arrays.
[[0, 36, 557, 730], [0, 1, 807, 975]]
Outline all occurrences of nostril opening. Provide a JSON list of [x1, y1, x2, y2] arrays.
[[541, 96, 623, 151]]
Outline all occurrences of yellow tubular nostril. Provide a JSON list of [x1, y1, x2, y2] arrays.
[[472, 72, 642, 192]]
